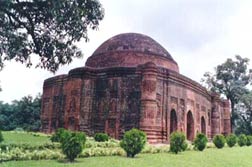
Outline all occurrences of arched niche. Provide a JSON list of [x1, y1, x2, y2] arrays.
[[170, 109, 177, 134], [201, 116, 206, 135], [186, 111, 194, 141]]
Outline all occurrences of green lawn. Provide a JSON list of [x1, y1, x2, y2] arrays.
[[2, 146, 252, 167], [2, 131, 51, 146]]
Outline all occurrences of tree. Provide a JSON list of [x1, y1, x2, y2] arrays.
[[0, 0, 104, 72], [0, 94, 41, 131], [0, 101, 14, 130], [0, 130, 3, 143], [235, 91, 252, 134], [201, 55, 252, 130]]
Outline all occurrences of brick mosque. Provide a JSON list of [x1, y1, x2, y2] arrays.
[[41, 33, 231, 143]]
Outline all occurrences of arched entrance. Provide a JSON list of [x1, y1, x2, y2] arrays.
[[201, 116, 206, 135], [186, 111, 194, 141], [170, 109, 177, 134]]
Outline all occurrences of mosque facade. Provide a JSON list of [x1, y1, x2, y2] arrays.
[[41, 33, 231, 143]]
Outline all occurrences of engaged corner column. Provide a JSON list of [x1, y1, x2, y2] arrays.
[[139, 62, 158, 143]]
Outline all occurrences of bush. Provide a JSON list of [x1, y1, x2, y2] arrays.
[[120, 128, 147, 158], [80, 147, 125, 157], [50, 128, 69, 143], [61, 130, 86, 162], [213, 134, 225, 149], [0, 148, 64, 162], [94, 133, 109, 142], [246, 135, 252, 146], [0, 131, 3, 143], [85, 139, 119, 148], [170, 131, 187, 154], [0, 142, 60, 152], [226, 134, 237, 147], [193, 133, 208, 151], [238, 134, 247, 147]]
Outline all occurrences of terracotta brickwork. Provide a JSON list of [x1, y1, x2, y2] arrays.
[[41, 33, 231, 143]]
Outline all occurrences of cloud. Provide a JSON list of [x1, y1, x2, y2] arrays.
[[103, 0, 239, 50]]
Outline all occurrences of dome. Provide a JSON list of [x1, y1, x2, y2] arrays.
[[85, 33, 179, 72]]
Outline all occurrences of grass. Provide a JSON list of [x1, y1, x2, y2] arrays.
[[2, 146, 252, 167], [1, 131, 252, 166], [2, 131, 51, 146]]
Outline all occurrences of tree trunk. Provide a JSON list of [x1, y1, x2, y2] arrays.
[[230, 102, 235, 133]]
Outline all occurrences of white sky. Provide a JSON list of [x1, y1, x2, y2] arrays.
[[0, 0, 252, 103]]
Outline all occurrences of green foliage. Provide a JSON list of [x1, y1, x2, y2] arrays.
[[85, 138, 119, 148], [169, 131, 188, 154], [120, 128, 147, 158], [0, 148, 64, 162], [0, 95, 41, 131], [238, 134, 247, 147], [201, 55, 252, 128], [235, 91, 252, 135], [193, 133, 208, 151], [94, 133, 109, 142], [141, 144, 170, 154], [246, 135, 252, 146], [0, 142, 60, 152], [226, 134, 237, 147], [213, 134, 226, 149], [80, 147, 125, 157], [50, 128, 68, 143], [61, 130, 86, 162], [0, 131, 3, 143], [0, 0, 104, 72], [4, 147, 252, 167]]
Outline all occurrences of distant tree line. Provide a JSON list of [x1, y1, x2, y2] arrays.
[[0, 94, 41, 131]]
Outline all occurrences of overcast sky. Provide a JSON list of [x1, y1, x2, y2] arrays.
[[1, 0, 252, 103]]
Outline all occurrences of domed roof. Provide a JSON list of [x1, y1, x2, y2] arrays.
[[85, 33, 179, 72], [92, 33, 174, 60]]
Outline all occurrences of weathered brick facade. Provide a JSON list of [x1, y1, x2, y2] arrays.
[[41, 33, 231, 143]]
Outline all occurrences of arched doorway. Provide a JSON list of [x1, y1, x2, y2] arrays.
[[201, 116, 206, 135], [170, 109, 177, 134], [187, 111, 194, 141]]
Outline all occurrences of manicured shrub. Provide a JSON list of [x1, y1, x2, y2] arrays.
[[0, 142, 60, 152], [0, 131, 3, 143], [170, 131, 188, 154], [50, 128, 68, 143], [193, 133, 208, 151], [238, 134, 247, 147], [94, 133, 109, 142], [61, 130, 86, 162], [80, 147, 125, 157], [120, 128, 147, 158], [85, 139, 119, 148], [0, 147, 64, 161], [226, 134, 237, 147], [246, 135, 252, 146], [213, 134, 226, 149]]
